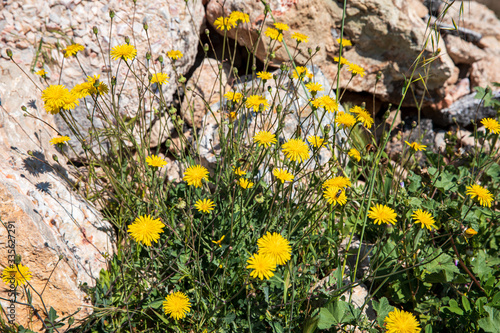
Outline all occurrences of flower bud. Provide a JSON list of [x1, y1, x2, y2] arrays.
[[52, 154, 58, 162], [6, 49, 13, 58], [308, 48, 312, 55], [158, 55, 163, 63], [233, 67, 238, 75], [27, 150, 33, 156], [125, 36, 130, 44], [203, 43, 209, 53], [412, 121, 417, 128], [15, 255, 22, 265], [92, 26, 98, 35], [205, 29, 210, 36], [21, 105, 27, 111], [169, 107, 177, 115], [146, 52, 151, 60], [143, 22, 148, 31], [316, 46, 320, 52], [109, 10, 115, 19]]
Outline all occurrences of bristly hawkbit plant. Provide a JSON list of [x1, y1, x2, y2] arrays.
[[3, 0, 499, 332]]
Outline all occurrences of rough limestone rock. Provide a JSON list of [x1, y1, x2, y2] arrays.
[[470, 55, 500, 90], [0, 60, 114, 331], [444, 34, 486, 65]]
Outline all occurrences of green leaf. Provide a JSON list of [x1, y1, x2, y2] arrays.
[[330, 300, 360, 324], [423, 250, 459, 282], [145, 299, 164, 309], [372, 297, 394, 326], [462, 296, 471, 312], [446, 299, 464, 315], [317, 307, 336, 330], [478, 306, 500, 333]]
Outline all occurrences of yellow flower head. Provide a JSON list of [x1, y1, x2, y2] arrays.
[[464, 228, 478, 239], [355, 109, 374, 128], [150, 72, 169, 85], [322, 176, 351, 189], [384, 309, 421, 333], [335, 111, 357, 128], [347, 62, 365, 77], [272, 168, 294, 183], [63, 43, 84, 57], [42, 85, 79, 114], [49, 136, 70, 145], [265, 28, 283, 42], [2, 264, 32, 287], [146, 155, 167, 168], [412, 209, 436, 231], [71, 82, 92, 99], [239, 178, 254, 189], [334, 56, 349, 65], [36, 69, 47, 77], [195, 198, 215, 213], [348, 148, 361, 162], [291, 32, 309, 43], [246, 252, 276, 280], [481, 118, 500, 134], [225, 91, 243, 103], [292, 66, 313, 80], [307, 135, 325, 148], [405, 141, 427, 151], [257, 71, 273, 80], [86, 75, 109, 95], [336, 38, 352, 47], [245, 95, 269, 112], [257, 232, 292, 265], [233, 167, 246, 176], [282, 138, 310, 163], [305, 82, 324, 93], [167, 50, 183, 60], [127, 215, 165, 246], [229, 11, 250, 24], [368, 204, 397, 225], [110, 44, 137, 61], [212, 235, 225, 247], [214, 16, 236, 31], [163, 291, 191, 320], [315, 95, 339, 113], [350, 105, 365, 114], [253, 131, 277, 148], [323, 187, 347, 206], [274, 22, 289, 31], [183, 165, 209, 188], [466, 184, 493, 207]]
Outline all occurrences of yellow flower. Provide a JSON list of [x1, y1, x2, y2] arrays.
[[274, 22, 289, 31], [334, 56, 349, 65], [257, 71, 273, 80], [239, 178, 254, 189], [127, 215, 165, 246], [163, 291, 191, 320], [183, 165, 209, 188], [225, 91, 243, 103], [195, 198, 215, 213], [233, 167, 246, 176], [350, 105, 365, 114], [253, 131, 277, 148], [86, 75, 109, 95], [405, 141, 427, 151], [214, 16, 236, 31], [246, 252, 276, 280], [229, 11, 250, 24], [245, 95, 269, 112], [336, 38, 352, 47], [305, 82, 324, 93], [368, 204, 397, 225], [323, 187, 347, 206], [335, 111, 357, 128], [2, 264, 32, 287], [272, 168, 294, 183], [146, 155, 167, 168], [292, 66, 313, 80], [110, 44, 137, 61], [257, 232, 292, 265], [384, 309, 421, 333], [307, 135, 325, 148], [49, 136, 70, 145], [63, 43, 84, 57], [466, 184, 493, 207], [291, 32, 309, 43], [150, 72, 169, 85], [35, 69, 46, 77], [265, 28, 283, 42], [464, 228, 478, 239], [347, 62, 365, 77], [348, 148, 361, 162], [355, 109, 374, 128], [42, 85, 79, 114], [71, 82, 92, 99], [481, 118, 500, 134], [167, 50, 183, 60], [315, 95, 339, 113], [322, 176, 352, 189], [412, 209, 436, 231], [282, 138, 310, 163], [212, 235, 225, 247]]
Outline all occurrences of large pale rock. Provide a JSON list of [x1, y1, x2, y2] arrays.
[[470, 55, 500, 89], [444, 34, 486, 64], [0, 61, 114, 331]]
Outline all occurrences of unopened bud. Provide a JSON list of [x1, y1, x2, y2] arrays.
[[178, 75, 186, 83], [315, 46, 320, 52], [109, 10, 115, 19], [276, 104, 282, 113], [52, 154, 58, 162], [233, 67, 238, 75], [169, 107, 177, 115], [308, 48, 312, 55], [6, 49, 13, 58], [146, 52, 151, 60], [485, 86, 492, 94], [324, 124, 331, 135], [21, 105, 27, 111], [15, 255, 22, 265], [203, 43, 209, 52], [92, 26, 98, 35], [205, 29, 210, 36], [412, 121, 417, 128], [166, 139, 172, 148], [376, 71, 382, 81], [280, 63, 287, 71], [125, 36, 130, 44], [158, 55, 163, 63], [27, 150, 33, 156]]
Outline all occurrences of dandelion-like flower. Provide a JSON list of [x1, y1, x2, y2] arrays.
[[481, 118, 500, 134], [63, 43, 84, 57], [336, 38, 352, 47], [274, 22, 289, 31], [212, 235, 225, 247], [214, 16, 236, 31], [195, 198, 215, 213], [167, 50, 183, 60], [239, 178, 254, 189], [246, 95, 269, 112], [282, 138, 310, 163], [272, 168, 294, 183], [315, 95, 339, 113], [305, 82, 324, 93], [335, 111, 357, 128], [253, 131, 277, 148], [225, 91, 243, 103], [412, 209, 436, 231], [368, 204, 397, 225], [466, 184, 493, 207], [347, 62, 365, 77], [350, 106, 365, 114], [42, 85, 79, 114], [405, 141, 427, 151], [150, 73, 169, 85], [307, 135, 324, 148], [49, 136, 70, 145], [246, 253, 276, 280], [348, 148, 361, 162], [322, 176, 352, 189], [323, 187, 347, 206], [86, 75, 109, 95], [291, 32, 309, 43], [257, 71, 273, 80], [355, 109, 374, 128], [233, 167, 246, 176], [229, 11, 250, 24], [163, 291, 191, 320], [127, 215, 165, 246], [464, 228, 478, 239], [292, 66, 313, 80], [35, 69, 46, 77], [384, 309, 421, 333], [334, 56, 349, 65], [146, 155, 167, 168], [110, 44, 137, 61], [71, 82, 91, 99], [257, 232, 292, 265], [265, 28, 283, 42], [183, 165, 209, 188], [2, 264, 32, 287]]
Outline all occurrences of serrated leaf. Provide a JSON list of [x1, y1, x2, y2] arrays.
[[478, 306, 500, 333], [372, 297, 394, 326], [317, 307, 336, 330]]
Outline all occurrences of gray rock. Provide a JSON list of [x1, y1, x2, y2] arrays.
[[437, 91, 500, 127]]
